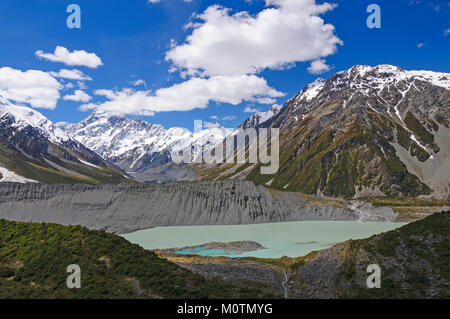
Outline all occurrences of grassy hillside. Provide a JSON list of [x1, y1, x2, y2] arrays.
[[199, 115, 432, 198], [245, 117, 431, 198], [0, 219, 275, 299]]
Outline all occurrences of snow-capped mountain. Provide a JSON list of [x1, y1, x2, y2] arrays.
[[58, 110, 231, 181], [0, 96, 129, 184], [0, 96, 70, 144], [203, 65, 450, 199], [291, 64, 449, 113]]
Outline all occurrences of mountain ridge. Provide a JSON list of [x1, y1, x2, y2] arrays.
[[57, 110, 231, 182], [202, 64, 450, 199], [0, 97, 130, 184]]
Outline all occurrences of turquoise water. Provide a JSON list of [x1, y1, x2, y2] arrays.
[[122, 221, 407, 258]]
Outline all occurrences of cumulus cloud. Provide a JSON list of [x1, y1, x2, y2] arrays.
[[307, 59, 331, 74], [85, 0, 340, 116], [77, 81, 88, 90], [203, 121, 221, 129], [244, 106, 261, 113], [80, 75, 284, 115], [256, 97, 277, 104], [166, 0, 342, 77], [64, 82, 74, 90], [35, 46, 103, 68], [0, 67, 62, 109], [63, 90, 92, 102], [131, 79, 147, 87], [49, 69, 92, 81], [222, 115, 237, 120]]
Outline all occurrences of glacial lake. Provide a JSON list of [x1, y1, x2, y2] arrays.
[[122, 221, 407, 259]]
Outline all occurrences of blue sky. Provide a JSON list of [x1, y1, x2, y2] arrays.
[[0, 0, 449, 130]]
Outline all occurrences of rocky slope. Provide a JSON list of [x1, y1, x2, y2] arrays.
[[57, 110, 230, 182], [0, 97, 130, 184], [0, 180, 396, 233], [203, 65, 450, 199], [165, 211, 450, 299]]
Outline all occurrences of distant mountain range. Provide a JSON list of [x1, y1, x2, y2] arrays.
[[0, 96, 129, 184], [56, 110, 231, 181], [1, 64, 449, 199]]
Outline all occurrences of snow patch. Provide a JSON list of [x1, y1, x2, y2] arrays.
[[77, 158, 101, 169], [301, 78, 326, 101], [410, 134, 430, 153], [0, 166, 37, 183]]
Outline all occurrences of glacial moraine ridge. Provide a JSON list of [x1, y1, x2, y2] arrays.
[[0, 180, 395, 233]]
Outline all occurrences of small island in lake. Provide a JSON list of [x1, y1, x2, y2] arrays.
[[158, 241, 267, 256]]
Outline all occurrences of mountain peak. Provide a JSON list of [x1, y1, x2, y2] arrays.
[[239, 104, 283, 129], [343, 64, 449, 89], [0, 98, 70, 143], [85, 109, 127, 122], [349, 64, 404, 74], [58, 111, 230, 181]]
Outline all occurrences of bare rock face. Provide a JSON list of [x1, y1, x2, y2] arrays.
[[0, 180, 396, 234]]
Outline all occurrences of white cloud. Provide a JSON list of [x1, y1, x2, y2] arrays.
[[50, 69, 92, 81], [77, 81, 88, 90], [80, 75, 284, 115], [63, 90, 92, 102], [307, 59, 330, 74], [131, 79, 147, 87], [222, 115, 237, 120], [166, 0, 342, 77], [416, 42, 426, 49], [0, 67, 62, 109], [244, 106, 261, 113], [77, 0, 340, 116], [444, 28, 450, 36], [35, 46, 103, 68], [203, 121, 220, 129], [64, 82, 74, 90], [256, 97, 277, 104], [210, 115, 219, 119]]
